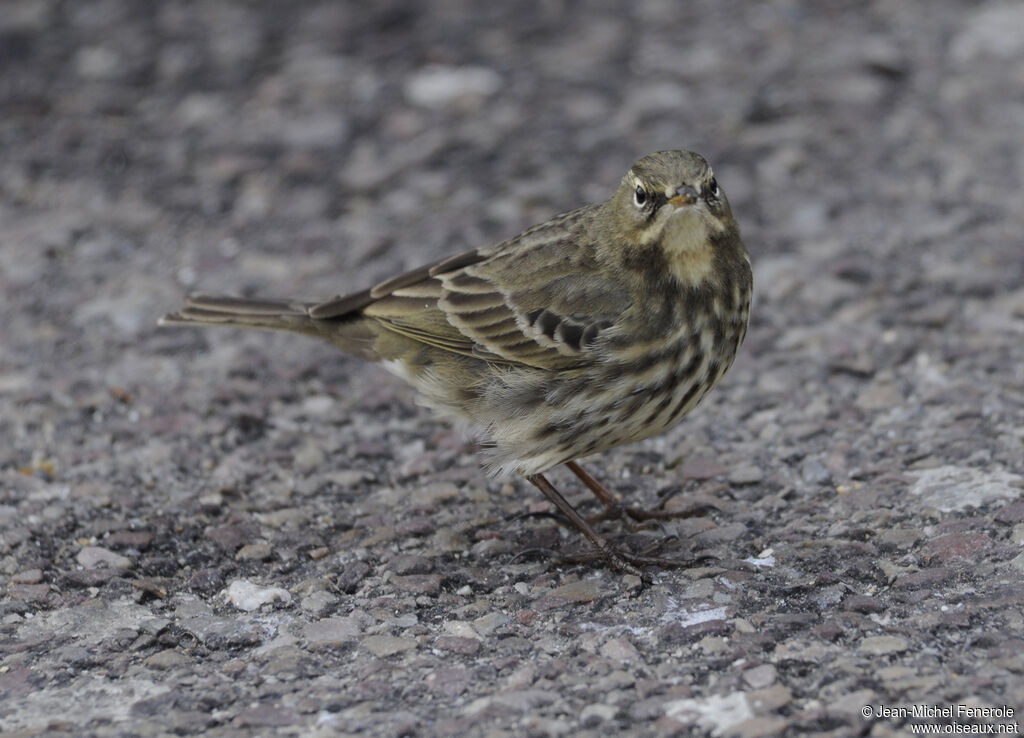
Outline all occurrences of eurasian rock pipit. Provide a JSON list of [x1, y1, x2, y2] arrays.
[[162, 150, 753, 576]]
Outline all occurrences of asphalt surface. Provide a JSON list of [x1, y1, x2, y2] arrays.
[[2, 1, 1023, 736]]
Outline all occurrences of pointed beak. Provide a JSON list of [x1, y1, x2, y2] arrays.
[[668, 185, 699, 207]]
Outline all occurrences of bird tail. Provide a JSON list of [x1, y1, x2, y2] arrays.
[[160, 294, 380, 360], [159, 294, 321, 333]]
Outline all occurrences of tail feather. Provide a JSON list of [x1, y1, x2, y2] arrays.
[[160, 294, 380, 360], [159, 294, 317, 332]]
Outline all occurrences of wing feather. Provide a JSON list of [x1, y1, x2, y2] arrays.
[[307, 205, 631, 369]]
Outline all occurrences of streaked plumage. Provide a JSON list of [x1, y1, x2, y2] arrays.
[[162, 150, 752, 574]]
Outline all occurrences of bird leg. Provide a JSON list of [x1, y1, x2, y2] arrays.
[[523, 472, 704, 579], [566, 460, 714, 524]]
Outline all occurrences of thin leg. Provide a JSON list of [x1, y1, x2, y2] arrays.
[[566, 460, 716, 523], [565, 460, 620, 509], [524, 472, 644, 578]]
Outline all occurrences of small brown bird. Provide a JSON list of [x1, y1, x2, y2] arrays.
[[161, 150, 752, 576]]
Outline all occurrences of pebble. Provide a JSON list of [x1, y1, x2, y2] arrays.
[[876, 528, 923, 550], [77, 546, 132, 570], [800, 457, 832, 486], [579, 703, 618, 725], [909, 465, 1023, 512], [472, 612, 511, 636], [465, 689, 556, 715], [664, 692, 753, 734], [729, 464, 764, 486], [304, 616, 362, 649], [599, 637, 641, 663], [894, 567, 953, 590], [144, 648, 190, 669], [360, 635, 418, 658], [951, 3, 1024, 62], [747, 684, 792, 714], [222, 579, 292, 611], [435, 636, 481, 655], [11, 569, 43, 584], [534, 578, 603, 609], [743, 664, 777, 689], [859, 635, 909, 655], [235, 543, 273, 561], [300, 590, 336, 616], [404, 65, 501, 109]]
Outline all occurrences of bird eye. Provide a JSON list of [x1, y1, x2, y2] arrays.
[[634, 185, 648, 207], [707, 177, 719, 198]]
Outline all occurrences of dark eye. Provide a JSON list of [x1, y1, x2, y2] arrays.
[[634, 185, 648, 207], [707, 177, 719, 198]]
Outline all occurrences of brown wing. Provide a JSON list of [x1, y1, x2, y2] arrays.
[[309, 205, 630, 370]]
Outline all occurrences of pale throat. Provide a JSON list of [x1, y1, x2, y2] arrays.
[[661, 209, 719, 287]]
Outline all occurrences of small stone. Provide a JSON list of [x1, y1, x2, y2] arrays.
[[235, 705, 300, 728], [360, 635, 418, 657], [390, 574, 443, 595], [139, 618, 172, 635], [859, 635, 908, 655], [472, 612, 511, 636], [800, 457, 832, 486], [444, 620, 482, 640], [106, 530, 154, 549], [300, 590, 336, 616], [404, 65, 501, 109], [465, 689, 556, 715], [697, 636, 730, 655], [307, 546, 330, 560], [743, 664, 777, 689], [596, 670, 635, 691], [830, 689, 877, 715], [747, 684, 792, 713], [521, 716, 571, 737], [894, 567, 953, 590], [64, 568, 124, 587], [995, 500, 1024, 524], [77, 546, 132, 570], [11, 569, 43, 584], [413, 482, 461, 505], [435, 636, 481, 655], [336, 561, 371, 593], [876, 528, 922, 550], [909, 465, 1023, 512], [600, 637, 641, 662], [952, 3, 1024, 62], [223, 579, 292, 611], [923, 532, 992, 565], [664, 692, 753, 733], [580, 703, 618, 726], [534, 578, 603, 609], [730, 716, 788, 738], [426, 667, 473, 698], [678, 456, 727, 480], [145, 648, 190, 669], [388, 554, 434, 575], [692, 523, 746, 546], [843, 594, 885, 613], [1011, 525, 1024, 546], [304, 616, 361, 649], [1005, 553, 1024, 575], [855, 380, 902, 411], [236, 543, 273, 561], [207, 519, 260, 551], [728, 465, 764, 486]]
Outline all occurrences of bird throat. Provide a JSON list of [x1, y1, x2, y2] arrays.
[[662, 209, 717, 287]]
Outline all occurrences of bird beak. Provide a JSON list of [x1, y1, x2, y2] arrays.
[[668, 185, 699, 208]]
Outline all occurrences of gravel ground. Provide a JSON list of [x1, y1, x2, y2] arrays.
[[3, 1, 1024, 736]]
